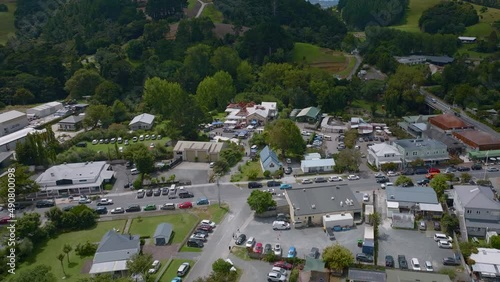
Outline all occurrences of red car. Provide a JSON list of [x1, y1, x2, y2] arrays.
[[428, 168, 440, 173], [254, 243, 263, 254], [178, 202, 193, 209], [197, 225, 213, 232], [273, 261, 293, 270], [0, 216, 10, 224]]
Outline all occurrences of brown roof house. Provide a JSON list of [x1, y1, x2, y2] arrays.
[[428, 113, 473, 131], [453, 130, 500, 151]]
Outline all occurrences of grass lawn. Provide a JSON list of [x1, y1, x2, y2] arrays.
[[391, 0, 441, 33], [230, 161, 264, 182], [160, 259, 195, 282], [16, 220, 126, 282], [212, 112, 227, 120], [231, 246, 250, 261], [464, 4, 500, 38], [129, 213, 198, 244], [81, 138, 170, 153], [201, 4, 223, 23], [292, 42, 351, 76], [337, 55, 357, 78], [188, 0, 198, 9], [0, 2, 16, 45]]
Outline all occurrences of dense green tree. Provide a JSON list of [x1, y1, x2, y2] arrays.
[[63, 244, 73, 263], [15, 128, 59, 167], [196, 71, 236, 111], [334, 149, 361, 173], [126, 39, 144, 60], [235, 60, 255, 91], [394, 176, 414, 187], [83, 104, 112, 129], [94, 80, 121, 106], [490, 235, 500, 249], [126, 253, 153, 276], [111, 100, 128, 123], [210, 47, 241, 77], [13, 88, 35, 105], [212, 258, 233, 274], [430, 174, 449, 200], [265, 119, 305, 157], [247, 190, 276, 214], [12, 265, 56, 282], [146, 0, 187, 20], [419, 2, 478, 34], [339, 0, 408, 29], [322, 244, 354, 273], [16, 212, 45, 243], [64, 69, 104, 99], [144, 20, 170, 45], [178, 44, 213, 92], [441, 213, 459, 235], [0, 164, 40, 201], [384, 65, 427, 116]]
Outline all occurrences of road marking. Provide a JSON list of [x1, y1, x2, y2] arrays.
[[227, 214, 235, 222]]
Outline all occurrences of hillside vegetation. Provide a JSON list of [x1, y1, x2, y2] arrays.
[[0, 1, 15, 44], [391, 0, 441, 32], [338, 0, 409, 30], [419, 1, 479, 34]]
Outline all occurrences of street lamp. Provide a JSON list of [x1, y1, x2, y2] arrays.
[[216, 173, 221, 208]]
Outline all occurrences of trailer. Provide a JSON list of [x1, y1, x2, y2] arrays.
[[362, 225, 375, 255], [323, 213, 354, 229]]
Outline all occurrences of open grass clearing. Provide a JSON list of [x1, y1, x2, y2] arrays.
[[464, 4, 500, 38], [188, 0, 198, 9], [0, 1, 16, 45], [230, 161, 264, 182], [391, 0, 441, 33], [293, 42, 352, 77], [15, 220, 126, 282], [160, 259, 195, 282], [129, 213, 198, 244], [201, 4, 223, 23]]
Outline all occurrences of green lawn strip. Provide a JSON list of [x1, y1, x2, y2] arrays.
[[456, 44, 491, 60], [179, 245, 203, 252], [391, 0, 441, 33], [239, 161, 264, 181], [212, 112, 227, 120], [0, 2, 16, 45], [201, 4, 223, 23], [336, 55, 357, 77], [16, 220, 126, 282], [231, 246, 251, 261], [129, 213, 198, 244], [206, 205, 228, 223], [160, 259, 195, 282]]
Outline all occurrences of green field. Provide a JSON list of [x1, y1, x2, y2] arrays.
[[160, 259, 195, 282], [0, 2, 16, 45], [129, 213, 198, 244], [392, 0, 441, 33], [188, 0, 198, 9], [201, 4, 223, 23], [16, 220, 127, 282], [292, 42, 353, 77], [464, 4, 500, 38]]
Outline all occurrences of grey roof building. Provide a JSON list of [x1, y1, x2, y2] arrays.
[[89, 230, 140, 275], [153, 223, 173, 246], [285, 185, 362, 226], [393, 138, 449, 166], [348, 268, 386, 282], [453, 185, 500, 238], [259, 145, 282, 173], [129, 113, 155, 131], [58, 115, 84, 131], [385, 186, 442, 217], [0, 110, 28, 137]]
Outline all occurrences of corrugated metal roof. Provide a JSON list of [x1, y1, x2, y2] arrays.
[[385, 186, 438, 204], [0, 110, 26, 122]]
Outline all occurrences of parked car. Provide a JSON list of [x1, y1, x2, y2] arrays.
[[125, 205, 141, 212], [417, 179, 430, 186], [137, 189, 145, 198], [438, 240, 453, 249], [95, 207, 108, 215], [179, 191, 194, 198], [196, 198, 209, 205], [328, 176, 343, 182], [487, 167, 499, 172], [314, 177, 327, 183], [245, 237, 256, 248], [356, 253, 374, 263], [308, 247, 320, 259], [433, 221, 441, 231], [179, 202, 193, 209], [402, 168, 414, 175], [235, 234, 246, 245], [445, 167, 457, 173], [190, 234, 207, 242], [146, 189, 153, 197], [380, 182, 393, 189], [398, 255, 408, 269], [273, 261, 292, 270], [411, 258, 421, 271], [267, 180, 282, 187], [279, 184, 292, 190], [274, 243, 282, 256], [111, 207, 124, 214], [301, 178, 313, 184], [387, 171, 399, 177], [385, 255, 395, 267], [271, 266, 287, 277], [419, 221, 426, 230], [347, 175, 360, 180], [177, 262, 190, 276], [376, 177, 390, 183], [96, 198, 113, 206], [425, 261, 434, 272], [471, 163, 483, 170], [254, 243, 263, 254], [287, 247, 296, 258], [248, 182, 263, 188], [200, 220, 216, 228], [284, 167, 293, 175], [374, 172, 386, 178], [457, 166, 471, 171], [414, 168, 428, 174], [153, 188, 161, 196], [148, 260, 161, 274], [267, 272, 286, 282], [363, 193, 370, 202], [197, 225, 213, 232], [442, 257, 460, 266], [428, 168, 440, 173], [161, 203, 176, 210], [144, 204, 157, 211], [36, 200, 55, 208]]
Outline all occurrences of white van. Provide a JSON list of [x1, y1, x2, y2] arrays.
[[434, 233, 452, 242], [273, 221, 291, 230], [130, 168, 139, 175]]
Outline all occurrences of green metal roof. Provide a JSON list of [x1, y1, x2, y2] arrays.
[[469, 150, 500, 159], [297, 107, 321, 119]]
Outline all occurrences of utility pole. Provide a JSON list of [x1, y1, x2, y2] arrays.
[[216, 174, 221, 207]]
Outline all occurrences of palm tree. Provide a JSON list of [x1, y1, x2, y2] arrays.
[[57, 253, 66, 276], [63, 244, 72, 263]]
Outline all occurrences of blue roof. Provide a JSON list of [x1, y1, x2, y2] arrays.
[[260, 146, 282, 170]]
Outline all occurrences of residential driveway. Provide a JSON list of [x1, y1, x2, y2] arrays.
[[377, 219, 455, 271], [158, 162, 211, 185], [111, 164, 137, 193]]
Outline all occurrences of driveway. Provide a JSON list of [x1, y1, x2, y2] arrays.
[[159, 162, 211, 185]]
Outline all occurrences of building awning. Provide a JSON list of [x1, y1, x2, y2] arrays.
[[387, 202, 399, 209], [89, 260, 128, 274], [472, 263, 500, 277], [418, 203, 443, 212], [101, 170, 115, 180]]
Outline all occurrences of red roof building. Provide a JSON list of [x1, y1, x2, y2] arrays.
[[428, 114, 473, 131], [453, 130, 500, 151]]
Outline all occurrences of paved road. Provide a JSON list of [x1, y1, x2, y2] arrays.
[[421, 88, 500, 138], [195, 0, 211, 18], [347, 54, 362, 80]]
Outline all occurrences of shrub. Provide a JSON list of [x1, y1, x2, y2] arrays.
[[289, 268, 299, 282], [0, 4, 9, 12], [75, 241, 98, 257], [262, 253, 277, 262], [263, 170, 271, 178]]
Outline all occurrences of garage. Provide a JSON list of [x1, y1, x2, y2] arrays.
[[153, 223, 173, 246]]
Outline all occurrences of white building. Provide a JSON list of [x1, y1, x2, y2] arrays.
[[300, 153, 335, 173], [129, 113, 155, 131], [471, 248, 500, 280], [225, 102, 277, 127], [0, 128, 44, 153], [35, 161, 115, 197], [26, 102, 63, 118], [0, 110, 28, 137], [367, 143, 402, 169]]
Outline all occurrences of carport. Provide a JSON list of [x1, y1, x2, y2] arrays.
[[153, 223, 173, 246], [418, 203, 443, 219]]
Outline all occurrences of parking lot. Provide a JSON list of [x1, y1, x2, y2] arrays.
[[238, 215, 366, 261], [159, 162, 211, 185], [377, 219, 455, 270]]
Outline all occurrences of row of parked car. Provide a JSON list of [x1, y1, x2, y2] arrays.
[[136, 186, 194, 199], [186, 220, 217, 248], [91, 134, 162, 145]]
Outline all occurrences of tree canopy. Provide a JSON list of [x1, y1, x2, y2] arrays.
[[322, 244, 354, 272], [265, 119, 305, 157], [338, 0, 408, 30], [247, 190, 276, 214], [419, 2, 479, 34]]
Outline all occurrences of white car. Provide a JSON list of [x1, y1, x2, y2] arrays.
[[286, 158, 292, 164], [411, 258, 421, 271], [78, 197, 91, 204], [200, 220, 216, 228], [271, 267, 287, 277], [328, 176, 343, 182], [301, 130, 311, 136], [148, 260, 160, 274], [245, 237, 255, 248], [425, 261, 433, 272], [438, 240, 453, 249], [111, 207, 124, 214], [267, 272, 286, 282], [347, 175, 360, 180], [274, 244, 282, 256], [487, 167, 499, 172], [381, 182, 393, 189], [97, 198, 113, 206], [209, 162, 215, 168], [386, 171, 399, 177], [301, 178, 313, 184], [92, 139, 98, 145], [363, 193, 370, 202], [132, 137, 138, 142]]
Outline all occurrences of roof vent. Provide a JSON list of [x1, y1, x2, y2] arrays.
[[325, 214, 329, 218], [336, 186, 340, 189], [331, 197, 335, 200], [303, 189, 306, 192], [341, 213, 345, 216], [340, 201, 343, 207], [311, 204, 316, 209], [390, 195, 395, 199]]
